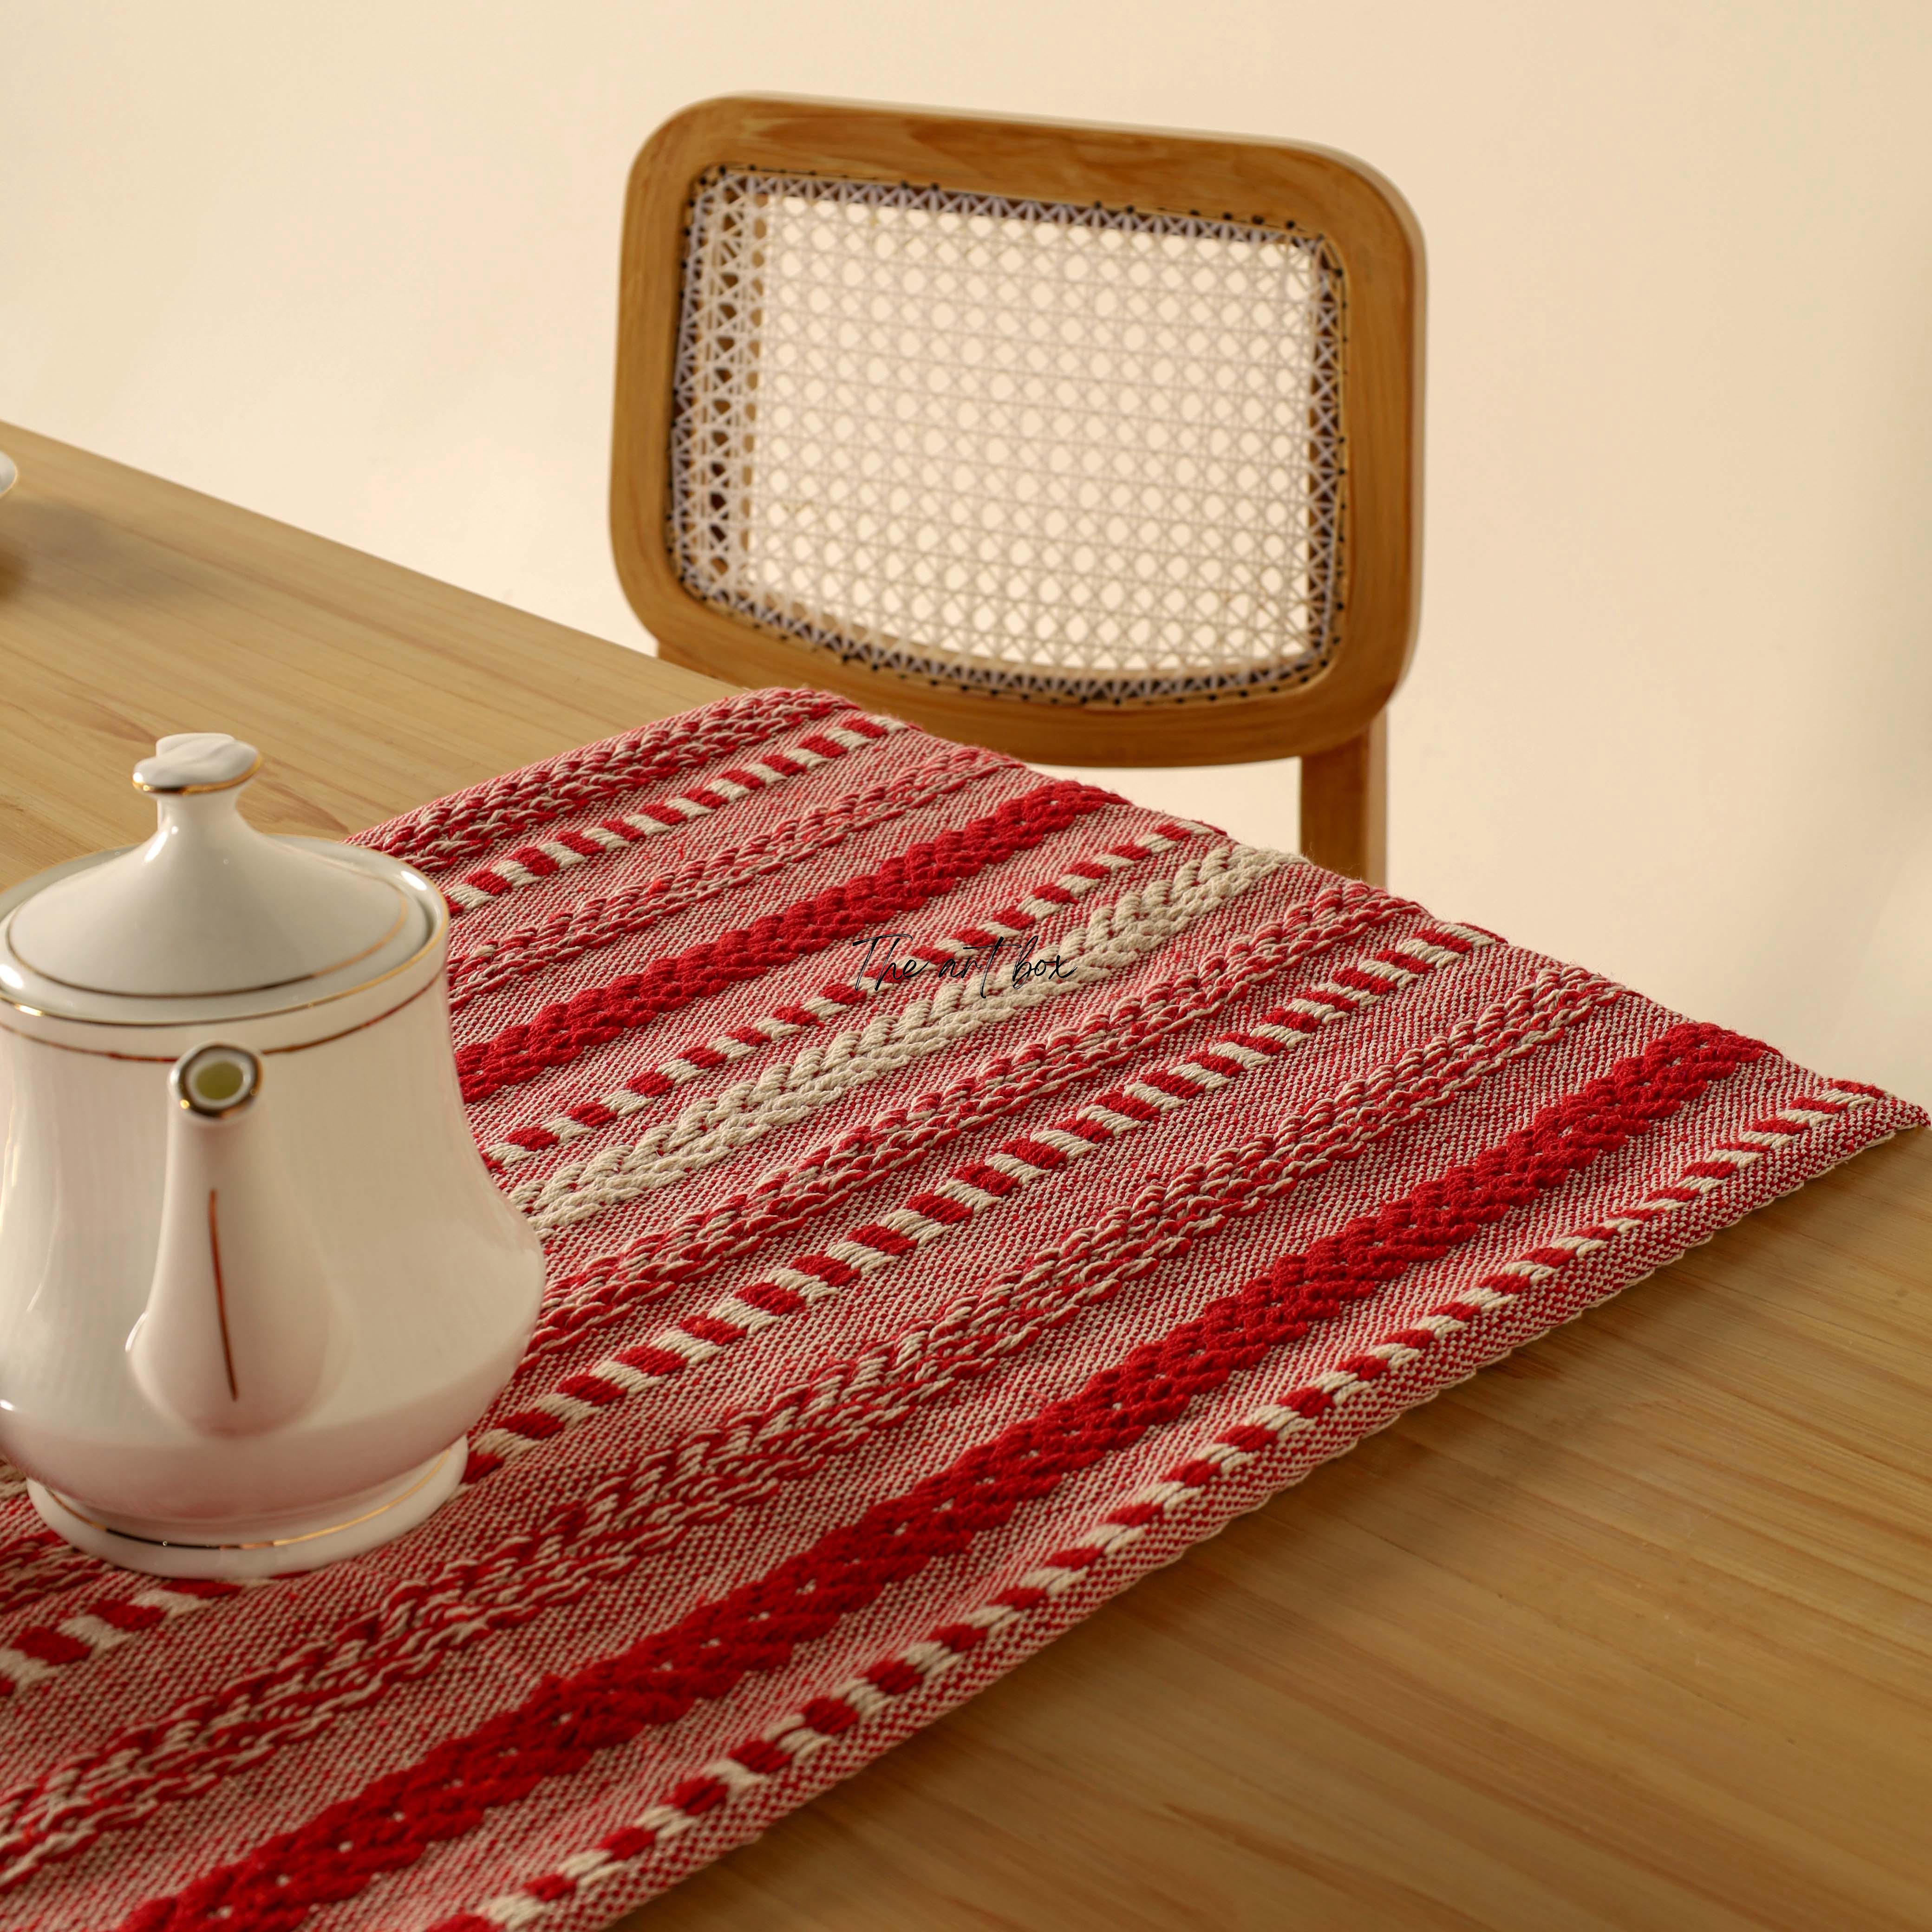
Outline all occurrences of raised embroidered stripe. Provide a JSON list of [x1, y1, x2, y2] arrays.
[[443, 714, 909, 912], [145, 1024, 1778, 1932], [499, 840, 1275, 1218], [467, 932, 1505, 1472]]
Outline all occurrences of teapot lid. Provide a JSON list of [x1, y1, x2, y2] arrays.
[[4, 734, 424, 1002]]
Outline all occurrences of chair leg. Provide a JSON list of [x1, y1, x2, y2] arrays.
[[1298, 714, 1388, 885]]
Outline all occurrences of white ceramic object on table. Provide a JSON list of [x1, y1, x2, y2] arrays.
[[0, 734, 543, 1578], [0, 451, 17, 500]]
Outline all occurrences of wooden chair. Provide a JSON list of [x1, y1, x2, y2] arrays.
[[611, 96, 1423, 882]]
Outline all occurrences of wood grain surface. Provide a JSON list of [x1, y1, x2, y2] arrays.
[[0, 420, 733, 884], [2, 422, 1926, 1932]]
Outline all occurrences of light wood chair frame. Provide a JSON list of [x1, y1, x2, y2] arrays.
[[612, 95, 1424, 881]]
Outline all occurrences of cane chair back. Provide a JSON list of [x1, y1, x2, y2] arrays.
[[613, 97, 1423, 881]]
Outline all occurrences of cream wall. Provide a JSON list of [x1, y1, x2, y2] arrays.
[[5, 1, 1930, 1100]]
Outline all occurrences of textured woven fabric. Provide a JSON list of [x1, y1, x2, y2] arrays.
[[0, 684, 1919, 1932], [669, 172, 1346, 701]]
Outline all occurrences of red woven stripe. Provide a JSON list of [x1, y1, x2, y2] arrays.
[[489, 1408, 566, 1442], [1258, 1010, 1322, 1035], [518, 883, 1414, 1362], [1330, 966, 1398, 993], [1221, 1423, 1285, 1454], [0, 971, 1664, 1889], [447, 718, 957, 929], [43, 948, 1564, 1883], [599, 1827, 655, 1862], [905, 1190, 973, 1225], [6, 1628, 89, 1667], [952, 1162, 1020, 1197], [1187, 1050, 1248, 1078], [736, 1282, 807, 1316], [1222, 1028, 1291, 1054], [117, 1022, 1762, 1932], [679, 1316, 744, 1346], [1299, 988, 1356, 1012], [83, 1600, 166, 1636], [790, 1255, 859, 1288], [358, 688, 852, 873], [847, 1224, 917, 1258], [555, 1375, 625, 1407], [455, 781, 1117, 1104], [797, 1697, 861, 1736], [611, 1345, 692, 1379], [999, 1137, 1070, 1171], [1136, 1070, 1202, 1101], [1091, 1090, 1160, 1123]]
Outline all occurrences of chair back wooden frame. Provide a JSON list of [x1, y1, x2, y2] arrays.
[[613, 95, 1423, 881]]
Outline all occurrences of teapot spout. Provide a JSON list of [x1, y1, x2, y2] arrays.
[[131, 1045, 333, 1436]]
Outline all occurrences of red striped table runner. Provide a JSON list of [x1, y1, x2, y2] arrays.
[[0, 685, 1919, 1932]]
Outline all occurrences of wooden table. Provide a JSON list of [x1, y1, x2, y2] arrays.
[[3, 421, 1928, 1932]]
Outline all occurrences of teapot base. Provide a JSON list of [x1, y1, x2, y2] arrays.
[[28, 1438, 466, 1580]]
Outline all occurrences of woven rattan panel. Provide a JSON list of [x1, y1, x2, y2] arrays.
[[668, 169, 1347, 703]]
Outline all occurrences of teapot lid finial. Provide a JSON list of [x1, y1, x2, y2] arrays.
[[5, 732, 420, 1002], [134, 733, 263, 796]]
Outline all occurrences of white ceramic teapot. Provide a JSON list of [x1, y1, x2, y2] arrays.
[[0, 734, 543, 1578]]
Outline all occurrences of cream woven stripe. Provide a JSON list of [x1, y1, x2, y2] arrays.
[[485, 819, 1210, 1173], [517, 875, 1411, 1364], [471, 927, 1496, 1469], [515, 841, 1292, 1230]]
